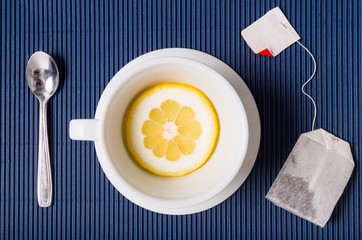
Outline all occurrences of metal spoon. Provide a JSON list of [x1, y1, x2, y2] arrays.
[[26, 51, 59, 207]]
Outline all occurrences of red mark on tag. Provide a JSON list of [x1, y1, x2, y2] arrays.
[[258, 48, 274, 57]]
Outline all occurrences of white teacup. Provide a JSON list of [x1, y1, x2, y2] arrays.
[[69, 56, 248, 210]]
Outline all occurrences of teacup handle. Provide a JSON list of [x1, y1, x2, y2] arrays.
[[69, 119, 99, 141]]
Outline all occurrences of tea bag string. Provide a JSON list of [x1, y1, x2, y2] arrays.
[[280, 22, 317, 131], [296, 40, 317, 131], [296, 41, 317, 130]]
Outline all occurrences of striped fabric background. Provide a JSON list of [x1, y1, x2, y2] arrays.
[[1, 0, 361, 239]]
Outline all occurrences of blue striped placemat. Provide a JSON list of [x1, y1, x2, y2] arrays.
[[1, 0, 360, 239]]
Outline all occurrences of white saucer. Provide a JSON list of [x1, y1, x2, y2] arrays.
[[120, 48, 261, 214]]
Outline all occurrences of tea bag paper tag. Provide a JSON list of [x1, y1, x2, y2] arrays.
[[241, 7, 300, 57], [266, 129, 355, 227]]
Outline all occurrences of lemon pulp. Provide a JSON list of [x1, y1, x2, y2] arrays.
[[124, 82, 219, 176]]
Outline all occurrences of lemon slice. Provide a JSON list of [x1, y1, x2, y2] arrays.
[[124, 82, 219, 176]]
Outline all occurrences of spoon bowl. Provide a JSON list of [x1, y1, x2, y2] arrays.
[[26, 52, 59, 100], [26, 51, 59, 207]]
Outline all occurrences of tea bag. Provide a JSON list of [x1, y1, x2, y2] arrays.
[[266, 129, 354, 227], [242, 7, 355, 227]]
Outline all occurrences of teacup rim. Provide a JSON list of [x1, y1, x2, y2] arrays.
[[93, 56, 249, 208]]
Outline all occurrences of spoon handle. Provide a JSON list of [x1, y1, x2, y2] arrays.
[[37, 100, 52, 207]]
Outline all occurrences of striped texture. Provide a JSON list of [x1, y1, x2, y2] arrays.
[[0, 0, 361, 239]]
